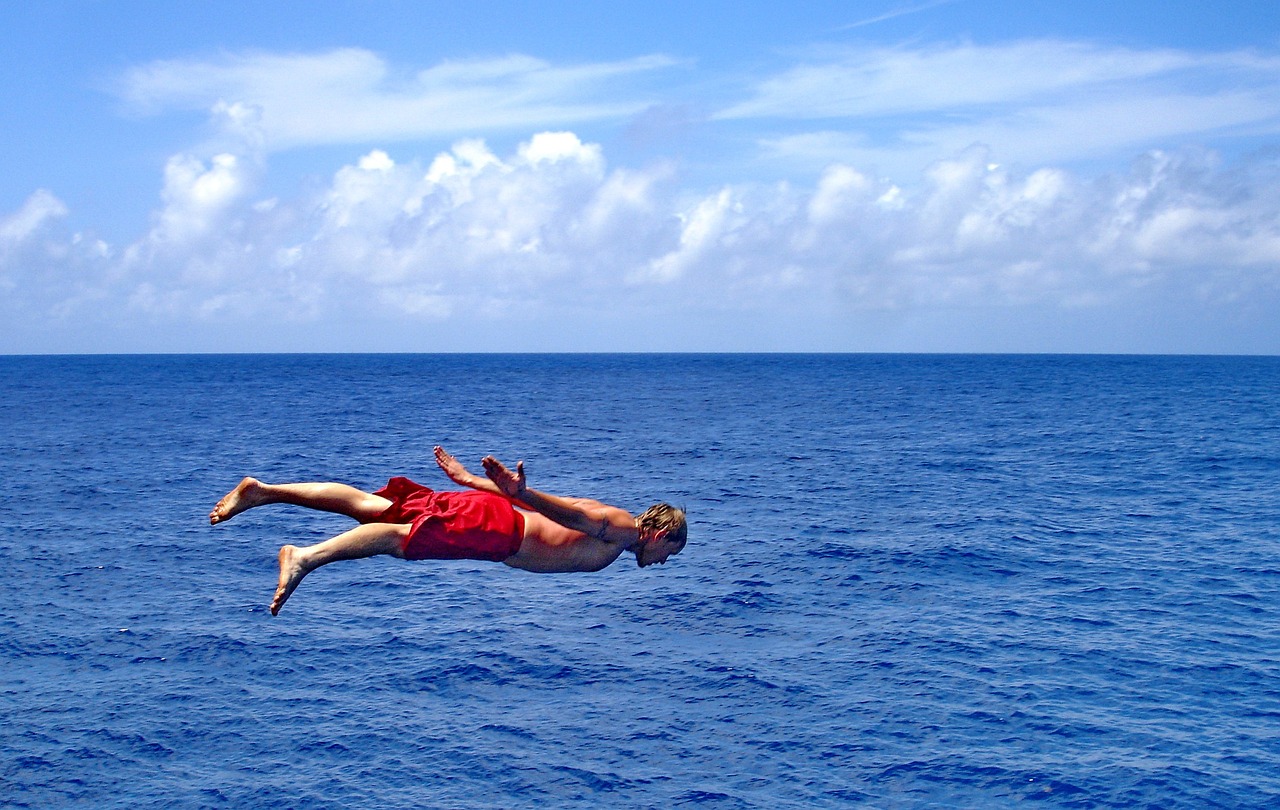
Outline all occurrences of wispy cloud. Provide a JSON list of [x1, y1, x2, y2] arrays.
[[835, 0, 960, 32], [719, 40, 1280, 173], [718, 41, 1279, 120], [116, 41, 1280, 174], [762, 89, 1280, 173], [118, 49, 681, 149]]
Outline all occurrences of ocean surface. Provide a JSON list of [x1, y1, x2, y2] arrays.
[[1, 353, 1278, 809]]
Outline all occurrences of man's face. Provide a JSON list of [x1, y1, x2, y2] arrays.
[[636, 531, 684, 567]]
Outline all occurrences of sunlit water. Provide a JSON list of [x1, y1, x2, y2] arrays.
[[2, 354, 1278, 808]]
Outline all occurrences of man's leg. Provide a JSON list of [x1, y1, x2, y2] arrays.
[[271, 522, 410, 615], [210, 478, 393, 525]]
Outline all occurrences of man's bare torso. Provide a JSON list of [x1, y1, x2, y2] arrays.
[[504, 509, 628, 573]]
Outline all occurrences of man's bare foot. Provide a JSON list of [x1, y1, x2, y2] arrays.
[[270, 545, 309, 616], [210, 477, 268, 525]]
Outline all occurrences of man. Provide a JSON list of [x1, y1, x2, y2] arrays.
[[209, 446, 687, 615]]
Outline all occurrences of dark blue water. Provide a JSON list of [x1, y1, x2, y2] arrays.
[[2, 354, 1278, 808]]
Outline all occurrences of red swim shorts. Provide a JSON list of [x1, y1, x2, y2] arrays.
[[369, 477, 525, 562]]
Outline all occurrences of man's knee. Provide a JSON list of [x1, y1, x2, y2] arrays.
[[387, 523, 411, 558]]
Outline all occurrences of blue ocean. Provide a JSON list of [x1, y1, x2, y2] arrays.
[[2, 354, 1278, 808]]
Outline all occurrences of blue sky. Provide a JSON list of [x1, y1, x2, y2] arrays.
[[3, 0, 1280, 353]]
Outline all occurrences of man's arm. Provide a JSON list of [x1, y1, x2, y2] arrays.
[[434, 446, 540, 511], [434, 446, 499, 493], [481, 455, 636, 544]]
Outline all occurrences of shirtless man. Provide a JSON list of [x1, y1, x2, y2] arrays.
[[209, 446, 687, 615]]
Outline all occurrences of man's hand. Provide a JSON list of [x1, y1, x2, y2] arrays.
[[482, 455, 526, 499], [434, 446, 475, 487]]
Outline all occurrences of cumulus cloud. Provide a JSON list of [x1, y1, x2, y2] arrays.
[[4, 131, 1279, 349], [110, 145, 265, 316], [154, 152, 250, 245], [117, 49, 679, 149], [292, 131, 666, 312], [1, 189, 68, 248], [1, 190, 70, 299], [0, 189, 109, 318]]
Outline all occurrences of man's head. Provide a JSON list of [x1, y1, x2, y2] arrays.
[[634, 503, 687, 567]]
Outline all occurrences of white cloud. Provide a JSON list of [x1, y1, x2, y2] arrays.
[[719, 41, 1278, 120], [118, 49, 679, 150], [731, 41, 1280, 176], [0, 189, 68, 247], [0, 190, 110, 319], [836, 0, 959, 32], [153, 152, 250, 246], [110, 147, 263, 305], [640, 188, 736, 283], [5, 133, 1280, 349], [299, 131, 631, 297]]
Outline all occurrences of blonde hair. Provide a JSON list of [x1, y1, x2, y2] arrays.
[[636, 503, 687, 547]]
